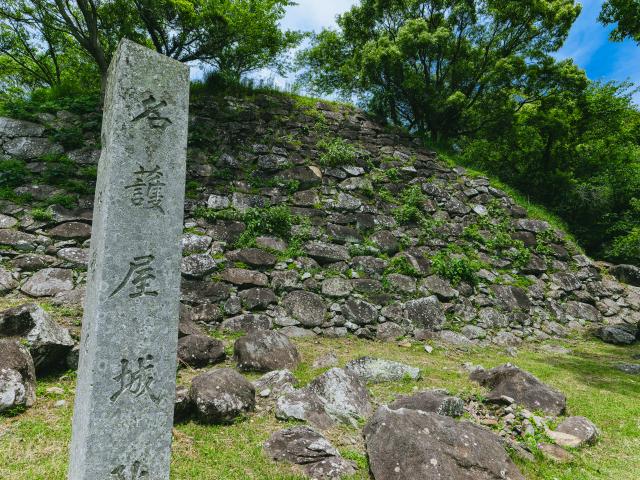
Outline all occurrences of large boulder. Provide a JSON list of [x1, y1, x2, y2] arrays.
[[303, 241, 350, 264], [20, 268, 74, 297], [282, 290, 326, 327], [470, 364, 566, 415], [181, 254, 218, 278], [609, 264, 640, 287], [595, 324, 637, 345], [233, 330, 300, 372], [264, 426, 357, 479], [344, 356, 421, 383], [342, 299, 378, 326], [0, 339, 37, 412], [0, 267, 18, 293], [0, 303, 74, 372], [219, 313, 271, 333], [364, 407, 524, 480], [404, 297, 446, 330], [177, 334, 225, 368], [276, 368, 372, 428], [553, 416, 599, 448], [388, 390, 465, 417], [190, 368, 255, 424]]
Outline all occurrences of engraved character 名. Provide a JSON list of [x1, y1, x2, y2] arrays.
[[110, 354, 159, 404], [132, 94, 172, 129], [111, 461, 149, 479], [109, 254, 158, 299], [124, 165, 166, 213]]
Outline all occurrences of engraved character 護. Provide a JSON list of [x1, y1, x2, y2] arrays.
[[125, 165, 166, 213]]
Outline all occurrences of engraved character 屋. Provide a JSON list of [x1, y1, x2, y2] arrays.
[[124, 165, 166, 213], [109, 255, 158, 298], [110, 355, 159, 404]]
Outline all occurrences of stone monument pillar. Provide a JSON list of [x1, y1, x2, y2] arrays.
[[68, 39, 189, 480]]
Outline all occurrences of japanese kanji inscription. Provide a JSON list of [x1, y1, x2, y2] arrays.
[[68, 40, 189, 480]]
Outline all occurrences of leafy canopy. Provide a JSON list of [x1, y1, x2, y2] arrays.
[[299, 0, 581, 139]]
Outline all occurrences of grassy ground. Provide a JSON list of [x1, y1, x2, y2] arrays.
[[1, 331, 639, 480]]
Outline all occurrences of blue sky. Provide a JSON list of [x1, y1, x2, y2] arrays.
[[253, 0, 640, 103]]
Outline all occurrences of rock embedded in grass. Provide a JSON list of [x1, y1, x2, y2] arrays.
[[190, 368, 255, 424], [388, 390, 465, 417], [554, 416, 599, 447], [0, 303, 74, 373], [470, 363, 566, 416], [364, 406, 525, 480], [177, 334, 225, 368], [264, 426, 357, 480], [0, 339, 36, 412], [344, 356, 421, 383], [595, 324, 637, 345], [234, 330, 300, 372]]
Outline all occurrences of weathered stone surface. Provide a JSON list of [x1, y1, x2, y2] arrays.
[[370, 230, 399, 254], [282, 290, 326, 327], [219, 313, 271, 333], [20, 268, 73, 297], [57, 247, 90, 267], [303, 241, 349, 264], [564, 301, 601, 323], [471, 364, 566, 415], [364, 407, 524, 480], [234, 330, 300, 372], [0, 229, 38, 250], [376, 322, 405, 342], [253, 369, 296, 397], [181, 253, 218, 277], [344, 356, 421, 383], [190, 368, 255, 423], [595, 324, 637, 345], [0, 339, 36, 411], [238, 287, 277, 310], [616, 363, 640, 374], [264, 427, 357, 479], [221, 267, 268, 287], [609, 264, 640, 287], [553, 416, 599, 447], [181, 279, 231, 304], [0, 116, 46, 137], [321, 277, 353, 297], [4, 136, 62, 158], [0, 303, 73, 372], [181, 233, 212, 254], [69, 40, 190, 480], [389, 390, 464, 417], [0, 213, 18, 228], [10, 254, 55, 271], [47, 221, 92, 240], [422, 275, 458, 301], [342, 299, 378, 326], [491, 285, 531, 311], [173, 385, 193, 422], [177, 334, 225, 368], [404, 297, 446, 330], [276, 368, 372, 428], [227, 248, 277, 268], [0, 267, 17, 293]]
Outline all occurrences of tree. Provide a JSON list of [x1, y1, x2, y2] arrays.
[[0, 0, 302, 95], [298, 0, 581, 140], [599, 0, 640, 44]]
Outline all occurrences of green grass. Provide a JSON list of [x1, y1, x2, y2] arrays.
[[1, 333, 638, 479]]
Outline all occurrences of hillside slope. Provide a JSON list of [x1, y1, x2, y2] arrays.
[[0, 92, 639, 346]]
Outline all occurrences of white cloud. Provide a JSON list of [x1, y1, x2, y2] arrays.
[[281, 0, 357, 32]]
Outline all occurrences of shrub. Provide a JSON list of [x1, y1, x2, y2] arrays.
[[317, 138, 358, 166], [50, 127, 84, 150], [0, 159, 29, 188], [385, 255, 421, 277], [432, 248, 483, 285], [30, 208, 53, 221], [393, 184, 425, 224]]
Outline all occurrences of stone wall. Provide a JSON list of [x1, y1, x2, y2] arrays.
[[1, 93, 639, 347]]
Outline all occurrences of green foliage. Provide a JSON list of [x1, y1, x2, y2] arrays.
[[393, 184, 425, 224], [0, 158, 29, 188], [385, 255, 420, 278], [50, 127, 84, 150], [29, 208, 53, 222], [299, 0, 581, 139], [599, 0, 640, 44], [317, 137, 358, 166], [432, 247, 483, 286]]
